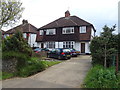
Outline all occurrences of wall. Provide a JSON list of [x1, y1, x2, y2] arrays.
[[2, 59, 17, 73], [75, 42, 80, 51]]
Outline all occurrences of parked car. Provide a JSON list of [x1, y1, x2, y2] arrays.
[[47, 48, 71, 60], [69, 48, 78, 57], [72, 48, 80, 55], [33, 48, 42, 53], [41, 48, 49, 51]]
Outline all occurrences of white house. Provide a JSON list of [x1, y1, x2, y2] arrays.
[[4, 20, 38, 47]]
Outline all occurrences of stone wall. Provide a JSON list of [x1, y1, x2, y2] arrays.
[[2, 59, 17, 73]]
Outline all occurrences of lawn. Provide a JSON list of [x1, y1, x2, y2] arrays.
[[2, 57, 62, 80]]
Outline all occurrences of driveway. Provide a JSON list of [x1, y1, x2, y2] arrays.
[[2, 55, 92, 88]]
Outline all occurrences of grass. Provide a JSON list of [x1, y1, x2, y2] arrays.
[[2, 57, 62, 79], [0, 72, 14, 80], [83, 65, 120, 88]]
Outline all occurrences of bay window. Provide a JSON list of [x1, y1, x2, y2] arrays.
[[63, 41, 74, 48], [46, 42, 55, 48]]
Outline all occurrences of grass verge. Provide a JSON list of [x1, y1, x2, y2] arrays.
[[83, 65, 120, 88]]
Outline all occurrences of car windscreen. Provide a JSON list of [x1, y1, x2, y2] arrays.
[[63, 49, 71, 52]]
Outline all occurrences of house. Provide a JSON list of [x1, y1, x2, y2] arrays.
[[1, 30, 5, 40], [4, 20, 38, 47], [36, 11, 96, 54]]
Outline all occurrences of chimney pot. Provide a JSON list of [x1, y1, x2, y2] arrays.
[[65, 10, 70, 17], [22, 19, 28, 24]]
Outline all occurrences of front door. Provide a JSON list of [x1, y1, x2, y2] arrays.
[[41, 43, 44, 48], [81, 43, 85, 53]]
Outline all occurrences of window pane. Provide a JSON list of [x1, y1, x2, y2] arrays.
[[80, 26, 86, 33]]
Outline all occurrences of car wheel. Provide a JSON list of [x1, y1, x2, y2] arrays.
[[58, 56, 61, 60], [68, 57, 71, 59]]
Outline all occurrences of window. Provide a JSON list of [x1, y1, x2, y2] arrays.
[[46, 29, 56, 35], [80, 26, 86, 33], [40, 30, 44, 35], [62, 27, 74, 34], [46, 42, 55, 48], [63, 41, 74, 48], [23, 33, 26, 38]]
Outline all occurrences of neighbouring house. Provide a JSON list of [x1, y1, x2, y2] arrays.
[[1, 30, 5, 40], [4, 20, 38, 47], [36, 10, 96, 54]]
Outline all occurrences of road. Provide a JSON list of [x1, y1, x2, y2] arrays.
[[2, 55, 92, 88]]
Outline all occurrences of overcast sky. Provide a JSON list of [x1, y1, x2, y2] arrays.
[[3, 0, 119, 35]]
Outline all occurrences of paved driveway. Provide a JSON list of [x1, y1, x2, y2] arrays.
[[2, 55, 92, 88]]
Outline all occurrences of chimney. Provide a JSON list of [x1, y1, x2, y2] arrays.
[[65, 10, 70, 17], [22, 19, 28, 24]]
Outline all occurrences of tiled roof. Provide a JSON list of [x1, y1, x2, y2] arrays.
[[5, 23, 38, 34], [39, 16, 95, 30]]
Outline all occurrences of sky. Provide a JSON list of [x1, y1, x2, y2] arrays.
[[3, 0, 119, 35]]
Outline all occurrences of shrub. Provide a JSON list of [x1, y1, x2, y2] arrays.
[[2, 30, 32, 56], [84, 65, 120, 88]]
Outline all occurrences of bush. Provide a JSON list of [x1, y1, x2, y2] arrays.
[[2, 31, 32, 56], [84, 65, 120, 88]]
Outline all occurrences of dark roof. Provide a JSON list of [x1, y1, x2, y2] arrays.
[[39, 16, 95, 30], [5, 23, 38, 34]]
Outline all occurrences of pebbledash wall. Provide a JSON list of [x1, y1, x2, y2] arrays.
[[37, 41, 91, 53]]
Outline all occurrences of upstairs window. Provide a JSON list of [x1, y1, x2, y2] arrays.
[[46, 29, 56, 35], [80, 26, 86, 33], [40, 30, 44, 35], [62, 27, 74, 34]]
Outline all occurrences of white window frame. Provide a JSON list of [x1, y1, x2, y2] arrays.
[[40, 30, 44, 35], [46, 42, 55, 48], [80, 26, 86, 33], [62, 27, 74, 34], [46, 29, 56, 35], [63, 41, 74, 48]]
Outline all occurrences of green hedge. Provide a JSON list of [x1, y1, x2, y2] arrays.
[[84, 65, 120, 88]]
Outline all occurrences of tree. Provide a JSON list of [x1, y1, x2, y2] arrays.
[[90, 25, 118, 67], [0, 0, 24, 29]]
